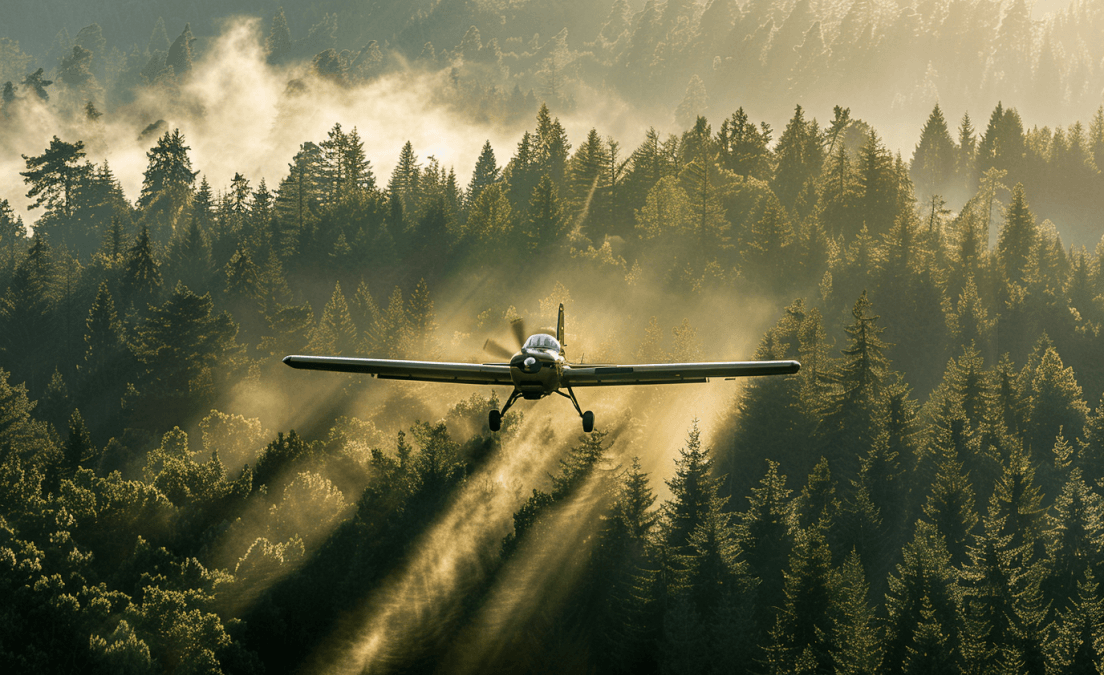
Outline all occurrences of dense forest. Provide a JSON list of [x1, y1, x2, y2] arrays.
[[3, 1, 1104, 674]]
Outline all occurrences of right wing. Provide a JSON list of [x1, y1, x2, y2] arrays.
[[562, 360, 800, 387], [282, 355, 513, 386]]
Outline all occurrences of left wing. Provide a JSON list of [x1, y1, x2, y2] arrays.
[[562, 360, 800, 387], [282, 355, 513, 386]]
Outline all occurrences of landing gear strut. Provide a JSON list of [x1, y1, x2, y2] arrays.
[[489, 390, 523, 432], [556, 387, 594, 433]]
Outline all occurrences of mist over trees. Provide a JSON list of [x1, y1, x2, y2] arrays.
[[2, 1, 1104, 674]]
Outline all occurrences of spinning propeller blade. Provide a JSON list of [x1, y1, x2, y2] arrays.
[[483, 338, 515, 360], [511, 318, 527, 348]]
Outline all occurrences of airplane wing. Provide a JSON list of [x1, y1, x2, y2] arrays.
[[562, 360, 800, 387], [282, 355, 513, 386]]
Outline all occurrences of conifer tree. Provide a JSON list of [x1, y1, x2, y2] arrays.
[[882, 521, 959, 675], [1045, 469, 1104, 605], [737, 460, 794, 629], [122, 224, 162, 309], [0, 198, 26, 278], [166, 24, 194, 75], [856, 129, 899, 236], [820, 292, 890, 469], [525, 175, 567, 251], [223, 243, 263, 306], [663, 421, 722, 555], [831, 550, 882, 674], [717, 107, 772, 180], [267, 8, 293, 62], [170, 216, 211, 291], [21, 136, 89, 218], [818, 141, 861, 240], [405, 279, 439, 360], [772, 105, 823, 212], [1023, 345, 1089, 456], [765, 526, 835, 674], [81, 280, 125, 375], [63, 408, 93, 475], [307, 282, 358, 356], [132, 282, 237, 408], [997, 183, 1037, 289], [466, 141, 499, 208], [373, 287, 408, 358], [139, 129, 197, 215], [0, 233, 58, 389], [1048, 569, 1104, 673], [910, 104, 957, 201]]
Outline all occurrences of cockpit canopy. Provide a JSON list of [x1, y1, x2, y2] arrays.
[[523, 333, 561, 352]]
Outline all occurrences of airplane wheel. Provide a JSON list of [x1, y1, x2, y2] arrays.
[[582, 410, 594, 433], [489, 409, 502, 432]]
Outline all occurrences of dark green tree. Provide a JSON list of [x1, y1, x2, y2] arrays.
[[21, 136, 89, 218]]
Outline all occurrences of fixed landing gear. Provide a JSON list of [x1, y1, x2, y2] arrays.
[[557, 387, 595, 433], [489, 388, 595, 433], [489, 390, 523, 432]]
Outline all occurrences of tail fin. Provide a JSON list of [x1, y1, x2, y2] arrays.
[[557, 303, 565, 353]]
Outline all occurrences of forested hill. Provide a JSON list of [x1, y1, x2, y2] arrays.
[[1, 86, 1104, 672], [4, 0, 1104, 138]]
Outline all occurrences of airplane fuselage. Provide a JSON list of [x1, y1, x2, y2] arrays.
[[509, 346, 565, 398]]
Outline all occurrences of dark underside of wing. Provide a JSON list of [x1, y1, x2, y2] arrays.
[[562, 360, 800, 386], [282, 355, 513, 386]]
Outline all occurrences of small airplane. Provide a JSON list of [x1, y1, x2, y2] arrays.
[[283, 304, 800, 433]]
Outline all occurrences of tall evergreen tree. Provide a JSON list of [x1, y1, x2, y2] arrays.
[[910, 104, 957, 200]]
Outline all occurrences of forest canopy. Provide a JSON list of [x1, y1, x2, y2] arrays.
[[2, 1, 1104, 673]]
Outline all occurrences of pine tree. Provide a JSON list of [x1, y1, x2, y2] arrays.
[[466, 140, 499, 208], [0, 233, 58, 390], [997, 183, 1037, 290], [525, 174, 567, 251], [223, 243, 263, 305], [882, 522, 959, 675], [1023, 344, 1089, 456], [21, 136, 89, 218], [307, 282, 358, 356], [772, 105, 823, 212], [663, 421, 722, 555], [818, 141, 862, 240], [1049, 569, 1104, 673], [373, 286, 408, 358], [166, 24, 194, 75], [856, 129, 899, 236], [123, 224, 162, 309], [63, 408, 93, 474], [737, 460, 794, 631], [0, 198, 26, 278], [1047, 466, 1104, 596], [910, 104, 957, 200], [81, 280, 125, 374], [266, 8, 293, 62], [831, 550, 882, 674], [405, 279, 439, 360], [765, 526, 835, 674], [820, 292, 891, 470], [957, 112, 978, 193], [132, 282, 237, 406], [139, 129, 197, 211], [534, 104, 571, 190], [717, 107, 772, 180]]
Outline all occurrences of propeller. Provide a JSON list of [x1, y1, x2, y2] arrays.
[[510, 318, 527, 348], [483, 316, 530, 360], [483, 339, 515, 360]]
